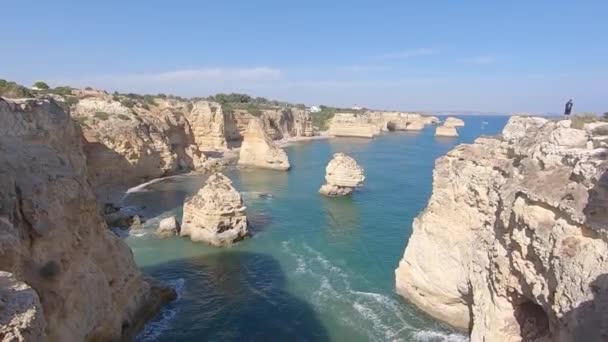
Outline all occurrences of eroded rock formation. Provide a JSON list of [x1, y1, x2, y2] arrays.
[[0, 97, 174, 341], [396, 116, 608, 341], [238, 118, 291, 170], [435, 125, 459, 137], [444, 116, 465, 127], [181, 173, 248, 246], [319, 153, 365, 196]]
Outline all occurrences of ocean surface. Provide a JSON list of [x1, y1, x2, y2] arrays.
[[123, 116, 509, 342]]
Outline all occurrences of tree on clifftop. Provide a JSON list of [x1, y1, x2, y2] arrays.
[[33, 81, 49, 90]]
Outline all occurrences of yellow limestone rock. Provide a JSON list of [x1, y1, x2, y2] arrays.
[[435, 125, 459, 137], [181, 173, 249, 246], [238, 118, 291, 170], [319, 153, 365, 196]]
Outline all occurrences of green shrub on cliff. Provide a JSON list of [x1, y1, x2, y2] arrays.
[[121, 99, 135, 108], [94, 112, 110, 120], [0, 79, 33, 98], [33, 81, 50, 90], [117, 114, 131, 121], [49, 86, 73, 96], [143, 95, 156, 106]]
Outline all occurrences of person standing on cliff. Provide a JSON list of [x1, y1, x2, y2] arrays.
[[564, 99, 574, 118]]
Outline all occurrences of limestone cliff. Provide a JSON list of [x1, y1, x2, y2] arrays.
[[319, 153, 365, 196], [238, 118, 291, 170], [330, 112, 437, 137], [0, 97, 174, 341], [230, 107, 314, 141], [71, 93, 211, 202], [328, 113, 382, 138], [181, 173, 248, 246], [396, 116, 608, 341]]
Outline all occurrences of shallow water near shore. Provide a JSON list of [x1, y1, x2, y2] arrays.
[[123, 116, 509, 342]]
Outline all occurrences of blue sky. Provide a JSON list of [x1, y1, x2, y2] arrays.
[[2, 1, 607, 113]]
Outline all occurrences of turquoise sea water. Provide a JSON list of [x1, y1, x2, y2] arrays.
[[123, 116, 509, 342]]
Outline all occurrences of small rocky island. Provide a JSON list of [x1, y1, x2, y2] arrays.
[[238, 118, 291, 170], [181, 173, 249, 246], [319, 153, 365, 196], [435, 116, 465, 137]]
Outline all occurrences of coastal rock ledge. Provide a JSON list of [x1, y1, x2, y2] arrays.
[[181, 173, 249, 246], [319, 153, 365, 196], [395, 116, 608, 341]]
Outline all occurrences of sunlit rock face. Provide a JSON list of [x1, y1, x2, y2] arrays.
[[181, 173, 249, 246], [238, 118, 291, 171], [319, 153, 365, 197], [435, 125, 458, 137], [396, 116, 608, 341], [443, 116, 465, 127], [0, 97, 174, 341], [328, 113, 382, 138]]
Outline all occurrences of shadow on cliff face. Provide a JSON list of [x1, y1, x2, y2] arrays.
[[139, 251, 330, 341], [83, 140, 176, 204], [561, 273, 608, 341], [583, 162, 608, 234]]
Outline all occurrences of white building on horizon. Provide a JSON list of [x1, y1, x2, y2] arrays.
[[310, 105, 321, 113]]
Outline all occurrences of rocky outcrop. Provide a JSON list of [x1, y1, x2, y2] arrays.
[[0, 97, 174, 341], [444, 117, 465, 127], [156, 216, 179, 237], [319, 153, 365, 196], [328, 113, 382, 138], [181, 173, 248, 246], [0, 271, 45, 341], [435, 125, 459, 137], [396, 116, 608, 341], [183, 101, 228, 150], [238, 118, 291, 170]]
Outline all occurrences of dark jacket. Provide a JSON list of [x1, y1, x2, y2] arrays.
[[565, 100, 573, 115]]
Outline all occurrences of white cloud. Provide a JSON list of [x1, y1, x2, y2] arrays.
[[371, 48, 438, 60], [61, 67, 282, 86]]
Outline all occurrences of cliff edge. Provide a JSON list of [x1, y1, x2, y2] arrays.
[[396, 116, 608, 341]]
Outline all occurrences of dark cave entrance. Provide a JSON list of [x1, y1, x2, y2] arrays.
[[515, 300, 550, 341]]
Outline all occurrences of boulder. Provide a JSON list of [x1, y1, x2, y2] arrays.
[[181, 173, 248, 246], [156, 216, 179, 237], [319, 153, 365, 196], [238, 118, 290, 170]]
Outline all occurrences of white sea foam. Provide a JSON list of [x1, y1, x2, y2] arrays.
[[136, 278, 185, 342], [282, 240, 418, 341], [412, 330, 469, 342]]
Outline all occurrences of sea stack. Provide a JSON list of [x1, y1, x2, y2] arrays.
[[396, 117, 608, 341], [181, 173, 248, 246], [444, 117, 465, 127], [319, 153, 365, 196], [238, 117, 291, 170], [435, 125, 459, 137]]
